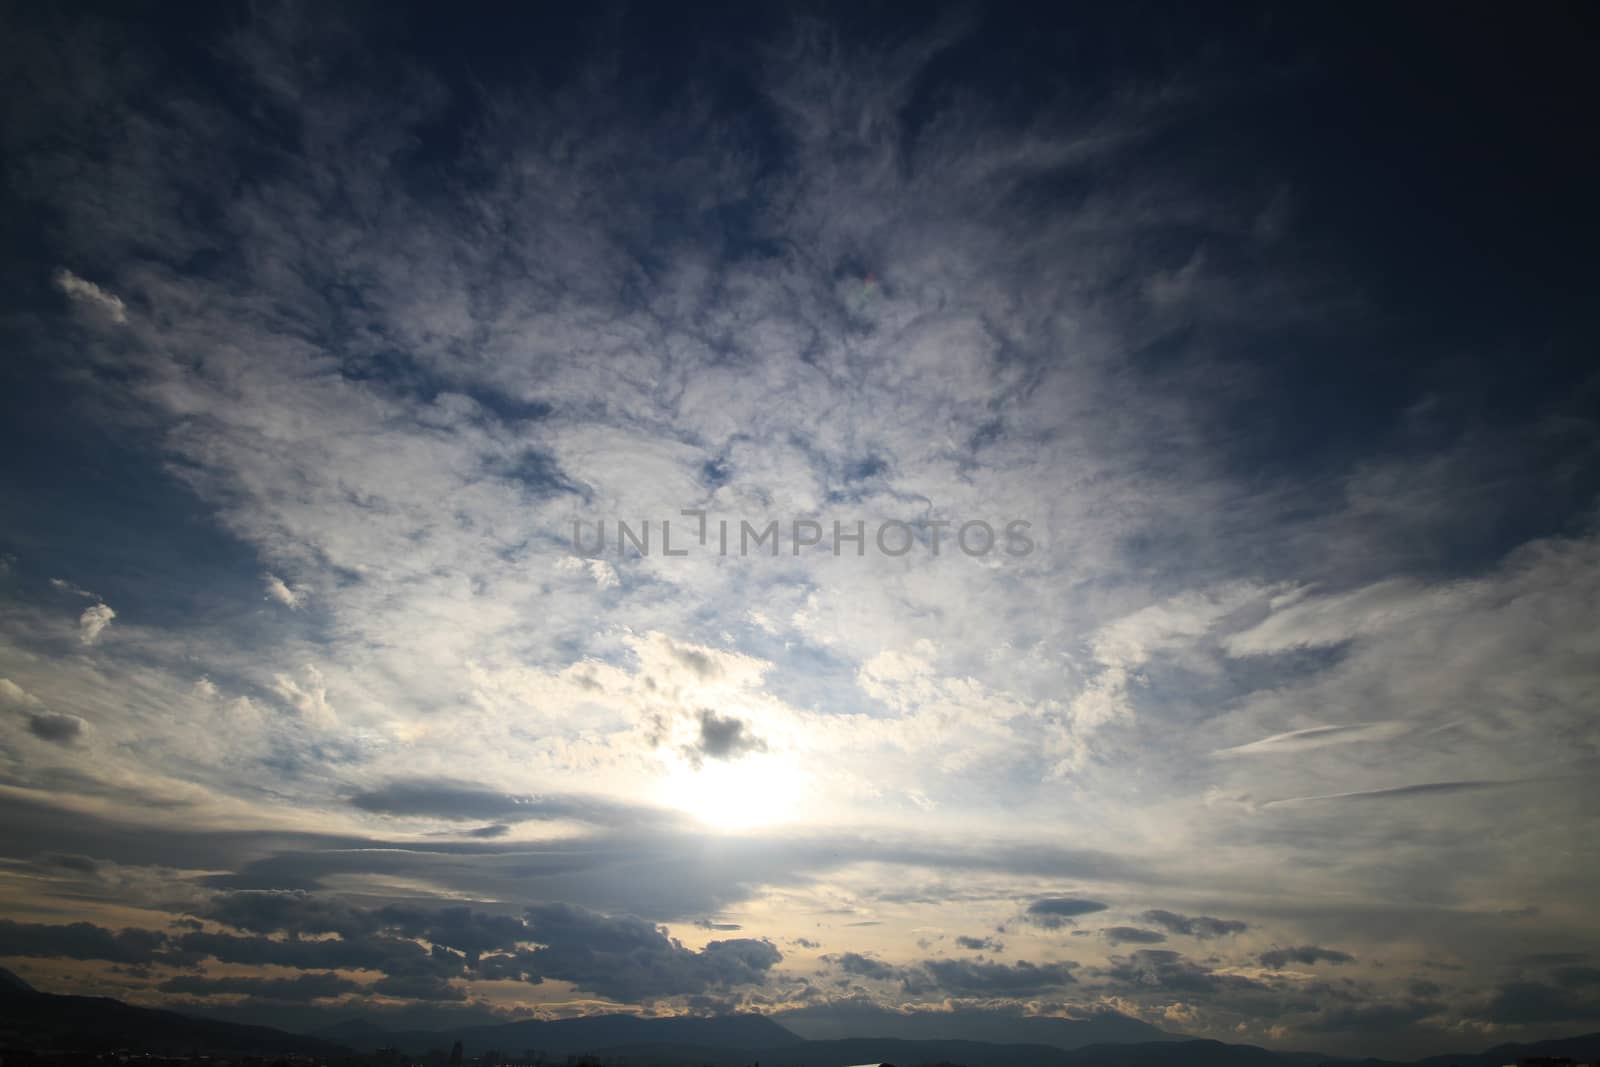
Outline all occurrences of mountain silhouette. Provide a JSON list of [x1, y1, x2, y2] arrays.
[[313, 1012, 806, 1057], [6, 981, 1600, 1067], [774, 1003, 1176, 1048], [0, 966, 36, 993], [0, 983, 352, 1055]]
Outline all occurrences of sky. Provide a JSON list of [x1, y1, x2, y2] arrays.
[[1, 1, 1599, 1059]]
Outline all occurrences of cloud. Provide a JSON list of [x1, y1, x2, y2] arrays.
[[4, 677, 89, 745], [1298, 999, 1443, 1034], [828, 952, 899, 980], [1258, 945, 1355, 969], [27, 711, 87, 744], [49, 578, 97, 598], [1553, 965, 1600, 989], [682, 708, 767, 767], [0, 920, 168, 964], [514, 902, 781, 1001], [1100, 926, 1167, 945], [1214, 722, 1409, 756], [1262, 780, 1519, 808], [556, 556, 620, 589], [77, 602, 115, 644], [0, 678, 44, 712], [53, 268, 127, 323], [1139, 910, 1248, 939], [158, 971, 360, 1002], [1023, 897, 1109, 929], [1098, 949, 1266, 995], [348, 781, 665, 828], [1474, 981, 1600, 1024], [370, 973, 468, 1002], [955, 935, 1002, 952], [825, 951, 1077, 996], [7, 896, 785, 1005], [907, 958, 1078, 996], [262, 573, 303, 608], [270, 666, 336, 729]]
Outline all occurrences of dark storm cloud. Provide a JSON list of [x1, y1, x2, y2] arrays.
[[515, 902, 781, 1001], [203, 888, 366, 936], [681, 709, 767, 768], [205, 892, 786, 999], [1, 899, 785, 1004], [1258, 945, 1356, 969], [1100, 926, 1167, 945], [1024, 897, 1108, 929], [0, 919, 168, 963], [157, 971, 360, 1002], [174, 928, 441, 975], [1139, 909, 1248, 938], [371, 904, 536, 962]]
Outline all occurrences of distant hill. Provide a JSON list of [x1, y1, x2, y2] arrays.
[[1402, 1031, 1600, 1067], [427, 1036, 1318, 1067], [1056, 1039, 1326, 1067], [774, 1002, 1177, 1049], [304, 1017, 1600, 1067], [6, 980, 1597, 1067], [0, 967, 35, 993], [315, 1012, 806, 1057], [563, 1037, 1075, 1067], [0, 984, 352, 1056]]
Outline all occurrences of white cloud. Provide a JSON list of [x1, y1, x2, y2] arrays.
[[1213, 722, 1410, 757], [557, 556, 620, 589], [53, 268, 127, 323], [262, 572, 303, 608], [78, 602, 115, 644], [49, 578, 97, 598], [0, 677, 45, 711], [271, 665, 337, 729]]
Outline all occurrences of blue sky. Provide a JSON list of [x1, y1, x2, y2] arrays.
[[1, 2, 1598, 1058]]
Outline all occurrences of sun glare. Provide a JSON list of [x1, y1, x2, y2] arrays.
[[662, 754, 807, 830]]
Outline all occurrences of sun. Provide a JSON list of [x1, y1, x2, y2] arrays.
[[661, 753, 807, 830]]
